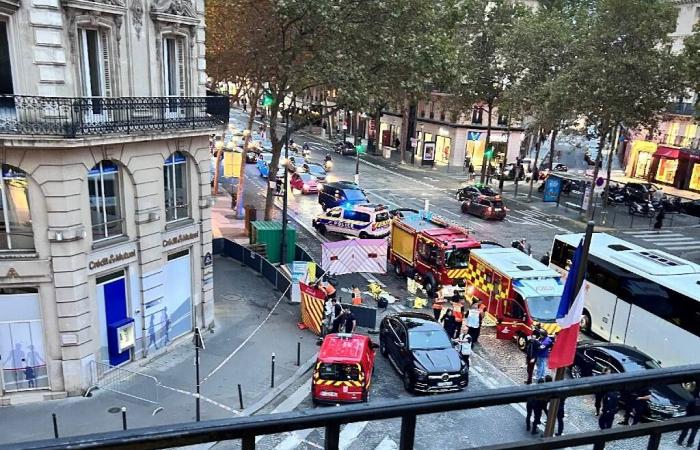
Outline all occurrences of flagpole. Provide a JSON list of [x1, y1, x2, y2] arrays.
[[543, 221, 595, 438]]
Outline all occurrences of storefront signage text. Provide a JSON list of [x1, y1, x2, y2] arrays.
[[89, 250, 137, 270], [163, 231, 199, 248]]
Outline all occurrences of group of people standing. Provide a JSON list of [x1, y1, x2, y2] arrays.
[[431, 286, 484, 343], [525, 327, 554, 385], [526, 375, 567, 436]]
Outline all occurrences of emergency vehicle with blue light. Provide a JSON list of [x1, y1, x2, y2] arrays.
[[312, 204, 391, 238]]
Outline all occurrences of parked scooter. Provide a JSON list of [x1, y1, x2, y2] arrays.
[[653, 196, 683, 214], [629, 200, 655, 217]]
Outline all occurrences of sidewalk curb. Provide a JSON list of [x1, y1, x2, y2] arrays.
[[241, 352, 318, 416]]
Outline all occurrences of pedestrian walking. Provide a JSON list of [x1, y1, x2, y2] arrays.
[[599, 389, 621, 430], [535, 330, 552, 380], [242, 98, 247, 112], [525, 331, 539, 384], [431, 285, 445, 321], [468, 163, 475, 180], [442, 309, 458, 339], [23, 359, 36, 388], [654, 205, 665, 231], [526, 378, 547, 434], [539, 251, 550, 266], [677, 394, 700, 448], [466, 302, 481, 344]]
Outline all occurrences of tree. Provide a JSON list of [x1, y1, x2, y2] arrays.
[[559, 0, 682, 219], [449, 0, 528, 183], [682, 23, 700, 119]]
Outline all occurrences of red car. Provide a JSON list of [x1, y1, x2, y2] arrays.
[[290, 172, 319, 194]]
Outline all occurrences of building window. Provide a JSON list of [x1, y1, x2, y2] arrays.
[[164, 152, 189, 222], [0, 165, 33, 251], [655, 158, 678, 184], [472, 107, 483, 124], [88, 161, 123, 241], [497, 114, 508, 126], [689, 163, 700, 191], [163, 36, 186, 97], [429, 102, 434, 119], [78, 28, 112, 115], [0, 20, 13, 99]]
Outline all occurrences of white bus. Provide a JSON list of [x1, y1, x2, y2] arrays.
[[550, 232, 700, 368]]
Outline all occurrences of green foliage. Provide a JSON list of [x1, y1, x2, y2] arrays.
[[682, 23, 700, 116]]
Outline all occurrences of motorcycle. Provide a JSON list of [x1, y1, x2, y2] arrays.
[[629, 200, 655, 217], [653, 196, 683, 214]]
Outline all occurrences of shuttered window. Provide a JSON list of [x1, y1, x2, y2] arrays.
[[163, 36, 187, 97], [78, 28, 112, 115]]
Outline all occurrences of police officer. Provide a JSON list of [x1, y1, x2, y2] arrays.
[[524, 328, 540, 385], [526, 378, 547, 434], [599, 389, 621, 430]]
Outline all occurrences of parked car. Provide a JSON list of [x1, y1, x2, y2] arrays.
[[290, 172, 319, 194], [245, 151, 258, 163], [288, 156, 307, 173], [379, 312, 468, 393], [456, 183, 498, 201], [305, 163, 328, 182], [256, 153, 273, 177], [624, 182, 659, 204], [552, 163, 568, 172], [460, 196, 507, 220], [496, 163, 525, 181], [334, 141, 357, 156], [681, 199, 700, 218], [318, 181, 369, 210], [571, 342, 692, 421]]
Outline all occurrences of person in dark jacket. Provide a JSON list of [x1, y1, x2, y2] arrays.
[[525, 330, 540, 385], [526, 378, 548, 434], [654, 205, 665, 231], [599, 389, 620, 430], [594, 366, 613, 415], [442, 309, 458, 340], [619, 388, 651, 425], [677, 394, 700, 447], [535, 331, 553, 381]]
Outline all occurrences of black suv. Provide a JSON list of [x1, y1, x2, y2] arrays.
[[624, 182, 658, 203], [318, 181, 369, 210], [379, 312, 468, 393]]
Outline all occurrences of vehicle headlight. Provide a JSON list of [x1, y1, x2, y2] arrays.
[[413, 366, 428, 380]]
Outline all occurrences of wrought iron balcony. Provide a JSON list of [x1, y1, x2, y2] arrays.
[[0, 95, 230, 138], [666, 102, 696, 116]]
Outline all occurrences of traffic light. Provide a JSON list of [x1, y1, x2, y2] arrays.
[[356, 144, 367, 154], [485, 146, 494, 160], [261, 91, 275, 107]]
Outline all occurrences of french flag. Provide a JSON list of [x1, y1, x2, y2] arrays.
[[548, 242, 585, 369]]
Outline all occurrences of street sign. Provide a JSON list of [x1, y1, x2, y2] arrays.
[[467, 131, 482, 141], [203, 252, 212, 267], [193, 327, 205, 350], [596, 176, 604, 187], [410, 138, 418, 148]]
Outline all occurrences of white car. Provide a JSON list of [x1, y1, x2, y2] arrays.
[[312, 204, 391, 239]]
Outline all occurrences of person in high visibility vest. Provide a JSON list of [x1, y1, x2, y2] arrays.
[[351, 285, 362, 305], [431, 285, 445, 321], [452, 295, 465, 339]]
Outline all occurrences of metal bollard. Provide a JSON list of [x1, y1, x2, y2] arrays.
[[296, 342, 301, 366], [271, 353, 276, 388], [601, 210, 607, 225], [121, 407, 127, 430], [238, 383, 244, 410], [52, 413, 59, 438]]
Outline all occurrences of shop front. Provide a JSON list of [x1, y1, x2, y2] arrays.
[[0, 288, 49, 393], [651, 146, 681, 186], [687, 155, 700, 192], [625, 140, 658, 179]]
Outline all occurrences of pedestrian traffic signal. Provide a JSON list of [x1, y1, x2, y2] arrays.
[[356, 144, 367, 154], [485, 146, 494, 160], [262, 91, 275, 107]]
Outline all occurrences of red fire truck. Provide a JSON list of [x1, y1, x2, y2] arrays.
[[464, 247, 564, 350], [389, 211, 481, 295]]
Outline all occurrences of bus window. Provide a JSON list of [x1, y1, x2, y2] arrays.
[[551, 239, 575, 269]]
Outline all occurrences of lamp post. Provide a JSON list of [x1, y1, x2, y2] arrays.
[[212, 137, 225, 195], [280, 101, 292, 265]]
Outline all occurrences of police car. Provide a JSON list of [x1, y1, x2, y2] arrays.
[[312, 204, 391, 238]]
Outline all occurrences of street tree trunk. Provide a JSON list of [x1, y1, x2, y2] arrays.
[[399, 100, 410, 164], [236, 85, 261, 219], [212, 137, 224, 196], [479, 101, 493, 183], [264, 100, 283, 220], [602, 125, 619, 207], [548, 128, 558, 170], [373, 106, 382, 155], [527, 128, 544, 201], [585, 127, 609, 221]]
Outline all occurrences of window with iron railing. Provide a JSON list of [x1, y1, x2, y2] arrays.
[[88, 161, 123, 242]]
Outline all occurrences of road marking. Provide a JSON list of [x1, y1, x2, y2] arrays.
[[665, 244, 700, 251], [651, 237, 696, 242], [438, 207, 460, 217], [339, 421, 370, 450], [374, 437, 399, 450], [623, 229, 673, 235], [272, 381, 310, 413], [263, 383, 313, 448]]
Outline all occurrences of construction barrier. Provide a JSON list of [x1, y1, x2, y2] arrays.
[[345, 304, 378, 330], [300, 283, 326, 335]]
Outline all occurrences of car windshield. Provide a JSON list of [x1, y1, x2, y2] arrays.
[[445, 249, 469, 268], [525, 296, 560, 322], [409, 329, 452, 350], [492, 200, 504, 208], [344, 189, 367, 202], [317, 363, 360, 381], [375, 212, 390, 222]]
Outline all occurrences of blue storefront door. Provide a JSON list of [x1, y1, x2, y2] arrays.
[[103, 277, 129, 366]]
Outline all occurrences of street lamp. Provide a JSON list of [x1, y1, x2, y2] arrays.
[[280, 99, 293, 265]]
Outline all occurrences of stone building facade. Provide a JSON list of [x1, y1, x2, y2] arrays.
[[0, 0, 227, 403]]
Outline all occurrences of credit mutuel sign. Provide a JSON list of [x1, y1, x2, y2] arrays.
[[162, 226, 200, 249], [87, 242, 139, 275]]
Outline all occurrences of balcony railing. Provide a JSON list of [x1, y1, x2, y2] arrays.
[[11, 364, 700, 450], [666, 102, 696, 116], [0, 95, 230, 138]]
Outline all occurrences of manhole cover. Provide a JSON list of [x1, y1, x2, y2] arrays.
[[108, 407, 121, 414]]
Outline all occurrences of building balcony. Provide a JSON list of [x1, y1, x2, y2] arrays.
[[666, 102, 696, 116], [0, 95, 230, 139]]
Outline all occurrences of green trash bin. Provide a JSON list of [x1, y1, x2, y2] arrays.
[[250, 221, 296, 264]]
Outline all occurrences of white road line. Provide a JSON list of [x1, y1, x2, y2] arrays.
[[374, 437, 399, 450], [623, 229, 674, 235], [665, 244, 700, 251], [339, 421, 370, 450], [265, 383, 314, 448], [630, 233, 684, 239], [438, 208, 461, 217], [647, 237, 696, 242], [272, 382, 310, 413], [367, 191, 401, 207]]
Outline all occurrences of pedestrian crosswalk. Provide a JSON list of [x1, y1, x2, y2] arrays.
[[621, 229, 700, 252]]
